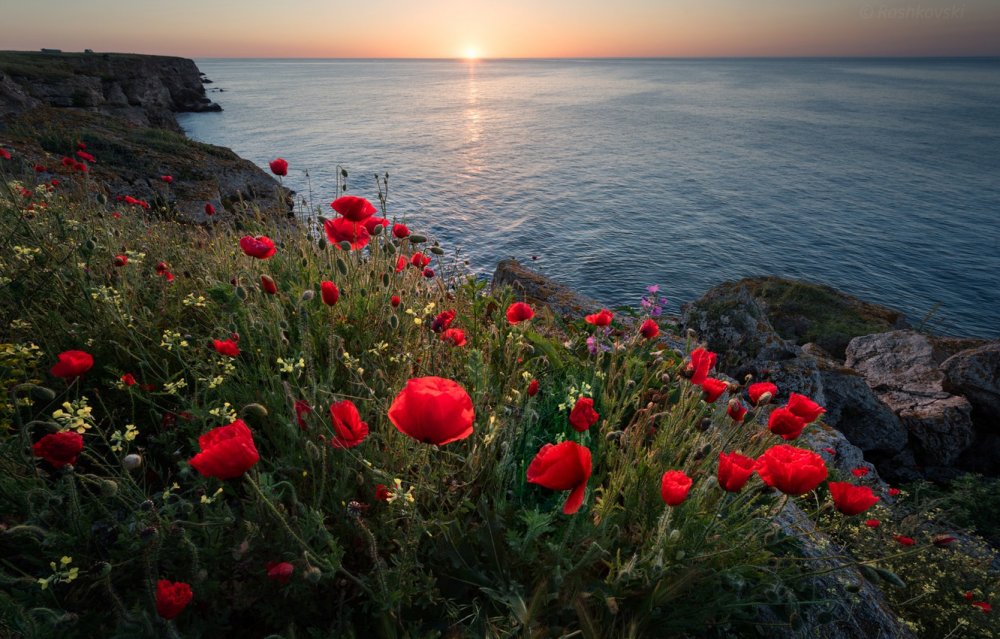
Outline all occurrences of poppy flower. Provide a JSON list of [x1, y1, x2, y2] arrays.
[[320, 281, 340, 305], [51, 179, 60, 187], [155, 580, 193, 620], [527, 441, 592, 515], [932, 535, 956, 546], [767, 406, 807, 441], [294, 400, 312, 429], [329, 400, 369, 448], [700, 377, 728, 403], [639, 319, 659, 340], [323, 217, 370, 250], [205, 203, 216, 216], [505, 302, 534, 325], [390, 295, 401, 307], [213, 339, 240, 357], [76, 150, 96, 163], [755, 444, 828, 496], [330, 195, 377, 222], [269, 158, 288, 177], [423, 267, 435, 278], [527, 379, 539, 397], [239, 235, 276, 259], [121, 373, 137, 386], [660, 470, 693, 506], [75, 162, 88, 172], [375, 484, 392, 501], [850, 467, 870, 478], [32, 431, 84, 469], [687, 348, 717, 385], [395, 255, 407, 273], [410, 252, 431, 268], [431, 309, 456, 333], [363, 217, 389, 234], [261, 275, 278, 295], [50, 350, 94, 378], [717, 452, 755, 492], [188, 419, 260, 479], [34, 164, 46, 173], [787, 393, 825, 423], [888, 487, 900, 497], [388, 376, 475, 445], [823, 447, 837, 456], [965, 592, 975, 601], [113, 255, 128, 267], [585, 309, 613, 327], [265, 561, 294, 584], [747, 382, 778, 405], [972, 601, 991, 613], [392, 223, 410, 238], [161, 175, 173, 184], [441, 328, 467, 347], [0, 148, 10, 160], [865, 518, 881, 528], [156, 261, 169, 275], [727, 399, 748, 423], [894, 535, 915, 546], [828, 482, 879, 516], [568, 396, 599, 432]]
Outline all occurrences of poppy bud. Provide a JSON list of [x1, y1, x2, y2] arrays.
[[430, 246, 444, 255], [339, 241, 352, 251], [300, 289, 315, 302], [261, 275, 278, 295], [113, 255, 128, 267], [409, 234, 427, 243], [123, 454, 142, 470], [336, 258, 349, 275]]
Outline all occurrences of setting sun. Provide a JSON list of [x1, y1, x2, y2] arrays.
[[462, 46, 480, 60]]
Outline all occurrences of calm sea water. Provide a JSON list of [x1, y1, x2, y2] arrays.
[[179, 58, 1000, 338]]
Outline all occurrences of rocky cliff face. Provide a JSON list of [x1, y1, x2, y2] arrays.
[[0, 51, 220, 132]]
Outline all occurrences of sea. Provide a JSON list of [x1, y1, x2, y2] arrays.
[[178, 58, 1000, 338]]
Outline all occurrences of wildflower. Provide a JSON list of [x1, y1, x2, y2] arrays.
[[0, 148, 10, 160], [585, 309, 613, 327], [828, 482, 879, 515], [569, 396, 598, 432], [330, 195, 377, 222], [265, 561, 294, 585], [390, 295, 401, 307], [767, 406, 807, 441], [894, 535, 915, 546], [375, 484, 392, 501], [422, 267, 435, 278], [261, 275, 278, 295], [932, 535, 957, 546], [431, 309, 456, 332], [269, 158, 288, 176], [850, 467, 870, 478], [660, 470, 693, 506], [639, 318, 659, 340], [34, 164, 47, 173], [294, 400, 312, 429], [527, 379, 539, 397], [823, 447, 837, 456], [329, 400, 369, 448], [76, 150, 96, 163], [205, 203, 216, 216], [865, 519, 881, 528], [441, 328, 467, 347], [320, 281, 340, 305], [717, 452, 755, 492], [239, 235, 276, 259], [787, 393, 825, 423], [32, 431, 84, 469], [213, 339, 240, 357], [188, 419, 260, 480], [972, 601, 991, 613], [506, 302, 534, 325], [395, 255, 407, 272], [700, 377, 728, 403], [387, 376, 475, 446], [686, 348, 716, 385], [161, 175, 173, 183], [527, 440, 592, 515], [410, 252, 431, 268], [393, 223, 410, 238], [747, 382, 778, 405], [364, 217, 389, 234], [755, 444, 828, 496], [121, 373, 137, 386], [50, 350, 94, 379], [727, 398, 748, 423], [113, 254, 128, 267], [155, 580, 193, 620], [323, 217, 370, 250], [888, 487, 900, 497]]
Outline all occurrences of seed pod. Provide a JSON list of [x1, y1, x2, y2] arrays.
[[874, 567, 906, 589], [430, 246, 444, 255], [123, 454, 142, 470], [409, 234, 427, 243], [304, 565, 323, 583], [336, 258, 349, 275], [13, 383, 56, 401], [381, 272, 390, 287], [84, 239, 96, 252], [384, 242, 396, 254], [370, 224, 383, 236], [235, 286, 248, 300], [389, 314, 399, 330]]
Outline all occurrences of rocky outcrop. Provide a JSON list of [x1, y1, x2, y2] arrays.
[[942, 342, 1000, 422], [0, 51, 220, 132], [493, 258, 603, 319]]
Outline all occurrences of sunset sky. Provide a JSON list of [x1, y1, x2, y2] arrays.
[[2, 0, 999, 58]]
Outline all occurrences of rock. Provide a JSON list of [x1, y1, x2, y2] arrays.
[[493, 258, 604, 319], [941, 341, 1000, 426], [846, 331, 975, 467]]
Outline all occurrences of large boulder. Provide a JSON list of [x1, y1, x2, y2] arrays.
[[941, 341, 1000, 426]]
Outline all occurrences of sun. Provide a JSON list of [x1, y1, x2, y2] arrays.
[[463, 47, 480, 60]]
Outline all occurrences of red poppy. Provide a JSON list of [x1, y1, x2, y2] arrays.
[[717, 452, 755, 492], [787, 393, 825, 423], [639, 319, 659, 340], [388, 376, 475, 445], [865, 518, 881, 528], [410, 252, 431, 268], [422, 267, 435, 279], [269, 158, 288, 177], [76, 150, 96, 163], [894, 535, 915, 546], [161, 175, 173, 183], [261, 275, 277, 295], [156, 261, 169, 275], [77, 141, 87, 150], [441, 328, 467, 347], [320, 281, 340, 305], [527, 379, 539, 397], [767, 406, 808, 441], [700, 377, 728, 403], [888, 487, 901, 497], [75, 162, 88, 172], [392, 223, 410, 238], [323, 217, 370, 250], [375, 484, 392, 501], [828, 482, 879, 516], [932, 535, 956, 546], [50, 350, 94, 378], [505, 302, 534, 325], [660, 469, 693, 506], [121, 373, 137, 386], [329, 400, 369, 448], [431, 309, 456, 333], [755, 444, 828, 496], [51, 179, 60, 187], [330, 195, 377, 222], [294, 399, 312, 429], [0, 148, 10, 160], [265, 561, 294, 584], [965, 592, 975, 601], [32, 431, 84, 469], [526, 441, 592, 515], [390, 295, 401, 307], [823, 447, 837, 456], [687, 348, 717, 385], [205, 203, 216, 216], [727, 399, 748, 423], [972, 602, 992, 613], [188, 419, 260, 479], [239, 235, 276, 259], [585, 309, 613, 327], [850, 467, 870, 478], [113, 255, 128, 267], [395, 255, 407, 273], [155, 580, 193, 620], [363, 217, 389, 234], [213, 339, 240, 357], [747, 382, 778, 405], [569, 396, 599, 432], [34, 164, 46, 173]]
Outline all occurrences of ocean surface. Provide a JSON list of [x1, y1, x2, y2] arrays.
[[178, 58, 1000, 338]]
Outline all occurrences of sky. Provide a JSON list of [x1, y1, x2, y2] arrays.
[[2, 0, 998, 58]]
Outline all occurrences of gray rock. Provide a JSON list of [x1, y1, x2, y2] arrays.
[[941, 341, 1000, 426]]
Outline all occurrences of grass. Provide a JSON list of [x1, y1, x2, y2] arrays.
[[0, 153, 995, 638]]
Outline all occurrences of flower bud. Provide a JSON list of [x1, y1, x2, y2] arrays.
[[123, 454, 142, 470], [300, 289, 315, 302], [241, 403, 268, 420]]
